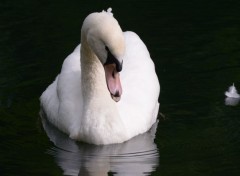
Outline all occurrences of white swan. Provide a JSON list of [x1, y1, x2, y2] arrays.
[[40, 8, 160, 145]]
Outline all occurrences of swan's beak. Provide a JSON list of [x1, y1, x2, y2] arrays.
[[104, 64, 122, 102]]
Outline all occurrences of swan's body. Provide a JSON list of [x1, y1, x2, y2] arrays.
[[40, 9, 160, 145]]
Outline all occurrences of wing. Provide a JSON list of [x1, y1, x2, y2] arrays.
[[41, 45, 83, 135], [117, 32, 160, 136]]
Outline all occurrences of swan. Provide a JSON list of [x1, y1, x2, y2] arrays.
[[40, 8, 160, 145]]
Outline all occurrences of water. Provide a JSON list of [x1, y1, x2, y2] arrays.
[[1, 0, 240, 175], [41, 116, 159, 176]]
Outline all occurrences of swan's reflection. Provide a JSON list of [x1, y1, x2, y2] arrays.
[[225, 97, 240, 106], [41, 115, 159, 176]]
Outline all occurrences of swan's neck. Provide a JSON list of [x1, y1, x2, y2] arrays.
[[73, 34, 127, 144], [80, 38, 114, 110]]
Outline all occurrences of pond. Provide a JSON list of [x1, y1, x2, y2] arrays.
[[0, 0, 240, 175]]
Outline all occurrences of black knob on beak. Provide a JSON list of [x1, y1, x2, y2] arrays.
[[104, 46, 123, 72]]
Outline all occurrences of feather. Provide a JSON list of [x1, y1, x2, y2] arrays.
[[225, 83, 240, 98]]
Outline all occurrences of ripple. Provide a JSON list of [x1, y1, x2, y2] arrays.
[[41, 116, 159, 176]]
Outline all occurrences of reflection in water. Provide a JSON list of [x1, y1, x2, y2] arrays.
[[41, 114, 159, 176], [225, 97, 240, 106]]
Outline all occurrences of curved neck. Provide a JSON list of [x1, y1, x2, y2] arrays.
[[80, 37, 113, 107]]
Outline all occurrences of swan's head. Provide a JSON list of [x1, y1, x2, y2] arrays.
[[81, 9, 125, 102]]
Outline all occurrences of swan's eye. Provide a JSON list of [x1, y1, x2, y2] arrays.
[[105, 46, 110, 52]]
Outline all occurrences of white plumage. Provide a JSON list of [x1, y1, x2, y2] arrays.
[[225, 83, 240, 98], [40, 8, 160, 145]]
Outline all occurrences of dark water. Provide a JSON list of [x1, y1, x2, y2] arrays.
[[1, 0, 240, 175]]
